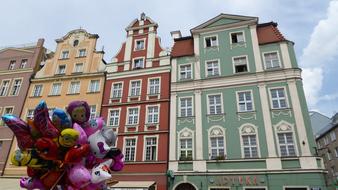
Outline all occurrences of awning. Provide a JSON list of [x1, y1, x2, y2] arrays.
[[110, 181, 155, 190], [0, 177, 21, 190]]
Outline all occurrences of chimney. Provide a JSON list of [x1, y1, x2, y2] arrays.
[[170, 30, 182, 40]]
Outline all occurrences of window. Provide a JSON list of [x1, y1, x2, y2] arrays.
[[61, 51, 69, 59], [233, 56, 248, 73], [144, 137, 157, 161], [78, 49, 86, 57], [74, 63, 83, 73], [205, 36, 218, 47], [0, 80, 10, 96], [324, 136, 330, 145], [335, 147, 338, 157], [327, 152, 332, 161], [133, 58, 144, 69], [130, 81, 141, 97], [124, 138, 136, 162], [89, 80, 100, 93], [208, 94, 222, 115], [135, 39, 145, 50], [209, 127, 225, 159], [4, 107, 14, 114], [149, 78, 160, 95], [48, 108, 55, 119], [147, 106, 159, 124], [180, 138, 193, 160], [26, 109, 34, 120], [32, 85, 43, 97], [89, 105, 96, 119], [237, 91, 253, 112], [57, 65, 66, 75], [10, 79, 22, 96], [9, 60, 15, 70], [270, 88, 288, 109], [206, 60, 220, 77], [330, 131, 336, 141], [231, 32, 245, 43], [111, 83, 122, 98], [69, 81, 80, 94], [278, 132, 296, 157], [20, 59, 27, 69], [73, 40, 79, 47], [241, 125, 259, 158], [180, 64, 192, 80], [331, 166, 335, 176], [127, 108, 139, 125], [50, 83, 61, 96], [180, 97, 193, 117], [108, 109, 120, 127], [264, 52, 280, 69]]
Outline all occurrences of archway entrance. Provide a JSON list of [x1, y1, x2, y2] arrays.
[[175, 183, 196, 190]]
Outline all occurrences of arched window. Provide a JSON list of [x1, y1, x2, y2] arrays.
[[240, 124, 259, 158], [209, 126, 226, 159], [178, 128, 194, 161], [274, 121, 297, 157], [73, 39, 79, 47]]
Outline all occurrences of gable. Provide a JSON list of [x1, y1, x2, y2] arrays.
[[0, 48, 34, 57], [207, 18, 242, 28]]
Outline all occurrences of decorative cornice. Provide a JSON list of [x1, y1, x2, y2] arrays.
[[106, 65, 171, 80], [31, 72, 105, 82], [55, 29, 99, 43], [0, 68, 34, 75]]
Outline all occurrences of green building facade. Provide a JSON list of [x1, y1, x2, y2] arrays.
[[168, 14, 327, 190]]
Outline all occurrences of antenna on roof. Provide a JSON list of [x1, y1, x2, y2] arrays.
[[140, 12, 146, 20]]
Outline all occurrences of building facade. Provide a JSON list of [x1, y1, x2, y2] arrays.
[[168, 14, 327, 190], [0, 39, 45, 175], [102, 14, 170, 190], [310, 111, 331, 136], [317, 113, 338, 189], [4, 29, 106, 176]]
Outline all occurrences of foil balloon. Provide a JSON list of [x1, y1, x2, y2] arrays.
[[1, 114, 34, 150], [34, 101, 59, 138], [67, 101, 90, 125], [105, 148, 124, 171], [59, 128, 80, 147], [11, 149, 46, 168], [35, 137, 59, 160], [83, 117, 105, 137], [52, 108, 72, 131], [88, 128, 116, 158], [20, 177, 45, 190], [91, 159, 112, 184], [68, 163, 91, 188], [64, 144, 90, 163], [73, 123, 88, 145]]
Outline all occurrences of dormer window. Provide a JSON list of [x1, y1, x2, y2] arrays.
[[73, 40, 79, 47], [61, 51, 69, 59], [205, 36, 218, 48], [133, 58, 144, 69], [9, 60, 16, 70], [20, 59, 27, 69], [231, 32, 245, 44], [135, 39, 145, 51]]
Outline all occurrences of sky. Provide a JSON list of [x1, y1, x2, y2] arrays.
[[0, 0, 337, 116]]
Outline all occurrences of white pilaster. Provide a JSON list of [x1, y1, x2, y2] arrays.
[[193, 160, 206, 172], [124, 36, 133, 62], [287, 79, 311, 156], [300, 157, 318, 169], [168, 161, 178, 172], [266, 158, 282, 170], [147, 33, 156, 59], [193, 34, 200, 56], [171, 59, 177, 83], [124, 62, 130, 71], [280, 42, 292, 68], [258, 83, 277, 157], [194, 90, 203, 159], [250, 25, 263, 72], [194, 60, 201, 80], [169, 92, 177, 161]]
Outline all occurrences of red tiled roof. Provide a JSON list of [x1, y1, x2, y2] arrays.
[[171, 37, 194, 58], [257, 22, 286, 45]]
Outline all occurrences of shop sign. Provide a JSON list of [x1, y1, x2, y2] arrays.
[[213, 176, 262, 186]]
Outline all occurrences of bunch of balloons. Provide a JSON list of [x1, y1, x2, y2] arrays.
[[1, 100, 124, 190]]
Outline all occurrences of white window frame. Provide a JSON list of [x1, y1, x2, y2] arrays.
[[330, 131, 336, 142], [262, 51, 282, 70], [0, 79, 11, 97], [88, 79, 100, 93], [9, 78, 23, 96], [236, 90, 255, 112], [89, 105, 97, 119], [147, 77, 161, 95], [335, 147, 338, 157], [178, 128, 194, 160], [3, 106, 14, 115], [26, 109, 34, 120], [73, 63, 83, 73], [204, 34, 218, 48], [111, 82, 123, 99], [56, 65, 66, 75], [68, 81, 80, 94], [207, 93, 224, 115], [205, 59, 221, 77], [143, 135, 159, 161], [146, 104, 160, 124], [50, 82, 62, 96], [129, 80, 142, 97], [134, 38, 146, 51], [179, 63, 193, 80], [107, 108, 121, 127], [239, 124, 260, 158], [123, 136, 138, 162], [132, 57, 145, 69], [126, 106, 140, 126], [9, 60, 16, 70], [232, 55, 249, 74], [208, 126, 226, 160], [274, 121, 298, 157], [60, 50, 69, 59], [20, 59, 28, 69], [32, 84, 43, 97], [327, 152, 332, 161], [179, 96, 194, 117], [269, 86, 289, 109], [78, 49, 86, 57], [229, 30, 246, 44], [324, 135, 330, 145]]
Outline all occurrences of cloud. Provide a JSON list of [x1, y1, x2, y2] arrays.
[[300, 0, 338, 110]]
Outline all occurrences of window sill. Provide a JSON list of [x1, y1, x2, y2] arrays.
[[233, 71, 249, 75], [48, 94, 61, 97], [206, 113, 226, 116], [280, 156, 298, 160], [71, 71, 83, 75], [206, 75, 221, 78], [265, 67, 282, 71], [134, 48, 145, 51], [86, 91, 100, 94], [237, 110, 256, 114], [54, 73, 66, 76], [205, 46, 219, 49], [75, 56, 86, 58], [29, 95, 42, 98], [177, 116, 195, 119], [58, 58, 69, 60], [270, 107, 292, 111], [179, 78, 194, 82], [125, 124, 139, 128], [66, 93, 80, 95]]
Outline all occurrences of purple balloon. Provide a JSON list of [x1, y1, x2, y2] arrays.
[[67, 163, 91, 188], [73, 123, 88, 145], [20, 177, 45, 190], [82, 117, 105, 137]]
